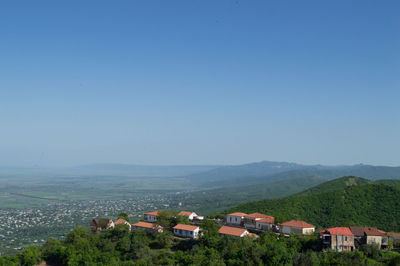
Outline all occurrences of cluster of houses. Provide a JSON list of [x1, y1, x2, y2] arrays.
[[90, 210, 400, 252]]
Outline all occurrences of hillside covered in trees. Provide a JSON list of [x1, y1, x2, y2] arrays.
[[227, 177, 400, 231]]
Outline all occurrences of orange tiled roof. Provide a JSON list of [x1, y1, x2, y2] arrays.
[[219, 226, 248, 237], [321, 227, 353, 236], [144, 211, 159, 216], [365, 227, 387, 236], [246, 212, 273, 219], [256, 217, 275, 224], [178, 211, 194, 216], [227, 212, 247, 217], [132, 221, 155, 229], [114, 218, 128, 225], [173, 224, 199, 231], [280, 220, 314, 228]]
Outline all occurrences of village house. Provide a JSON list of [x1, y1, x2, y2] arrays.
[[144, 211, 159, 222], [349, 227, 388, 249], [219, 225, 249, 237], [173, 224, 200, 239], [320, 227, 355, 251], [226, 212, 247, 226], [178, 211, 203, 221], [132, 221, 163, 233], [255, 216, 275, 231], [114, 218, 132, 230], [90, 218, 115, 232], [244, 213, 274, 229], [280, 220, 315, 235], [388, 232, 400, 248]]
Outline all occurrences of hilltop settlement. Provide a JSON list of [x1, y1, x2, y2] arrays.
[[91, 209, 400, 252]]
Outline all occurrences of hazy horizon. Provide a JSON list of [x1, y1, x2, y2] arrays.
[[1, 1, 399, 167]]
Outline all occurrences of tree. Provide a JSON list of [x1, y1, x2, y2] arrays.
[[200, 220, 219, 248], [17, 246, 41, 266], [118, 212, 130, 223]]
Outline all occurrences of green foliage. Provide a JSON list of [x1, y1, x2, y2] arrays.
[[1, 224, 400, 265], [17, 246, 41, 266], [228, 179, 400, 231], [118, 212, 131, 223]]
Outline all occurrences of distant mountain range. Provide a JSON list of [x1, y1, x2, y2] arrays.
[[1, 161, 400, 184], [185, 161, 400, 188]]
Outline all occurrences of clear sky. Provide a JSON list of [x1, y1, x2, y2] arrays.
[[0, 0, 399, 167]]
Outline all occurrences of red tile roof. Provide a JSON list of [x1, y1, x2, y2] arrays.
[[245, 213, 274, 220], [388, 232, 400, 239], [132, 221, 155, 229], [218, 226, 248, 237], [144, 211, 159, 216], [173, 224, 199, 232], [114, 219, 129, 225], [227, 212, 247, 217], [365, 227, 387, 236], [256, 217, 275, 224], [178, 211, 194, 216], [350, 227, 387, 236], [280, 220, 315, 228], [321, 227, 354, 236]]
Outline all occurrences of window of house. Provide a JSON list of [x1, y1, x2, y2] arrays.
[[344, 236, 348, 241], [338, 235, 342, 242], [235, 217, 237, 222]]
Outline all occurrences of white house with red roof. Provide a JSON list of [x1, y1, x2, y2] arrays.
[[320, 227, 355, 251], [226, 212, 247, 226], [173, 224, 200, 239], [114, 218, 132, 230], [218, 225, 249, 237], [144, 211, 159, 222], [244, 213, 275, 229], [280, 220, 315, 235]]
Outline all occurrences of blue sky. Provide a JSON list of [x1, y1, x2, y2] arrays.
[[0, 0, 399, 167]]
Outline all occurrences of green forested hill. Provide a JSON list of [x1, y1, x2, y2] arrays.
[[297, 176, 372, 195], [227, 177, 400, 232]]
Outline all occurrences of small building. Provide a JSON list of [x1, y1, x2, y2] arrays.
[[178, 211, 201, 221], [388, 232, 400, 248], [255, 217, 275, 231], [226, 212, 247, 226], [144, 211, 159, 222], [280, 220, 315, 235], [114, 218, 132, 230], [349, 227, 388, 249], [320, 227, 355, 251], [244, 213, 275, 229], [90, 218, 115, 232], [132, 221, 163, 233], [218, 225, 249, 237], [173, 224, 200, 239]]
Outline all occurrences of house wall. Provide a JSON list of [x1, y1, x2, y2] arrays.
[[302, 227, 315, 234], [244, 218, 256, 229], [366, 236, 382, 246], [133, 226, 153, 233], [174, 228, 199, 239], [145, 215, 157, 222], [282, 226, 314, 235], [256, 222, 272, 231], [227, 215, 242, 225], [330, 235, 355, 251]]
